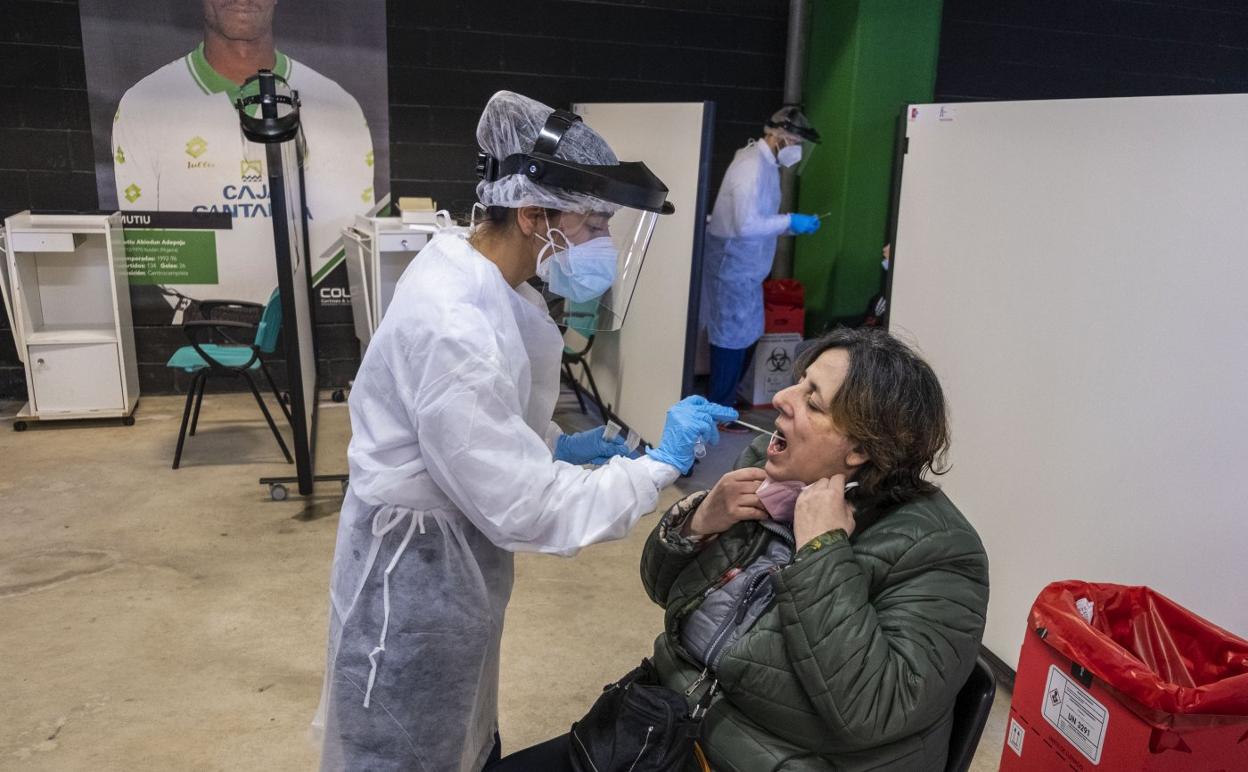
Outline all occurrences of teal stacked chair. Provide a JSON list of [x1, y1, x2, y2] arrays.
[[560, 299, 609, 419], [166, 289, 293, 469]]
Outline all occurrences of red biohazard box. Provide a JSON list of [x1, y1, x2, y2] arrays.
[[764, 303, 804, 335], [763, 278, 804, 308], [1000, 582, 1248, 772]]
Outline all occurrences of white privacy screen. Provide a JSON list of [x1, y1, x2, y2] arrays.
[[889, 94, 1248, 669], [572, 102, 710, 443]]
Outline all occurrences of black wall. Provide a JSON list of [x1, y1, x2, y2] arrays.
[[386, 0, 788, 215], [1, 0, 95, 399], [0, 0, 789, 400], [936, 0, 1248, 101], [12, 0, 1245, 400]]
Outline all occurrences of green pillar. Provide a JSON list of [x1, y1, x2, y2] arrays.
[[795, 0, 943, 331]]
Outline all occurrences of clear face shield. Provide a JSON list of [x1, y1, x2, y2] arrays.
[[766, 107, 821, 176], [775, 133, 817, 175], [476, 107, 675, 333], [537, 206, 660, 333], [795, 138, 818, 176]]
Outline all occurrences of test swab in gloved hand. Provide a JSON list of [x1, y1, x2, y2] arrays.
[[693, 419, 776, 459], [726, 419, 777, 438]]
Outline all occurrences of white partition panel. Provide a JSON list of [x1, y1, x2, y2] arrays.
[[890, 94, 1248, 670], [572, 102, 711, 443]]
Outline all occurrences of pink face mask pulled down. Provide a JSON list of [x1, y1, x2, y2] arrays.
[[756, 476, 861, 523], [756, 477, 806, 522]]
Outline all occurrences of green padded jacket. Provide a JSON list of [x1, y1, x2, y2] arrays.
[[640, 473, 989, 771]]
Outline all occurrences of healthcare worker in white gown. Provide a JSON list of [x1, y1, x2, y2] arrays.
[[702, 105, 822, 409], [317, 91, 736, 772]]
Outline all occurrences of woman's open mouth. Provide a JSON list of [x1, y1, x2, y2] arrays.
[[767, 428, 788, 456]]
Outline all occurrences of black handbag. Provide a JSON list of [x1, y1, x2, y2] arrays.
[[568, 659, 716, 772]]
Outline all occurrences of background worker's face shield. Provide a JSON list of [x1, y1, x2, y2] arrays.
[[775, 132, 817, 176], [540, 206, 659, 333], [766, 105, 821, 176]]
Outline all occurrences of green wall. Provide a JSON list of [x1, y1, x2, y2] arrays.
[[795, 0, 943, 331]]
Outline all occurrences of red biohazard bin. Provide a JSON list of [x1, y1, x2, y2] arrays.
[[764, 303, 804, 335], [763, 279, 805, 334], [1000, 581, 1248, 772], [763, 278, 804, 308]]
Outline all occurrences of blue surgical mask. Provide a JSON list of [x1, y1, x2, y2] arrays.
[[537, 236, 618, 302], [535, 213, 619, 302]]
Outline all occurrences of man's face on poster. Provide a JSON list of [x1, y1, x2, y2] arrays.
[[203, 0, 277, 42]]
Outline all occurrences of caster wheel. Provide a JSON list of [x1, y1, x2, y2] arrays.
[[122, 416, 136, 426], [269, 483, 289, 502], [13, 421, 28, 432], [331, 389, 346, 403]]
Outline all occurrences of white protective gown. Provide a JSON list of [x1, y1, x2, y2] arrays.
[[701, 140, 792, 350], [317, 229, 678, 772]]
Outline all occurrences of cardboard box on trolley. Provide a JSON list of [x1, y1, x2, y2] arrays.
[[999, 582, 1248, 772]]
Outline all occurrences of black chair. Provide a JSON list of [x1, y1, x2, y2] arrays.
[[945, 656, 997, 772]]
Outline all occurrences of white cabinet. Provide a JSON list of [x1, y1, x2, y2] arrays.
[[1, 211, 139, 428], [342, 215, 440, 353], [29, 343, 125, 414]]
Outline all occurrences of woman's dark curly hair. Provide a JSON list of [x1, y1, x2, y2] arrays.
[[794, 328, 950, 511]]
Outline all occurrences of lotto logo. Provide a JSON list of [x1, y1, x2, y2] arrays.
[[185, 136, 208, 158]]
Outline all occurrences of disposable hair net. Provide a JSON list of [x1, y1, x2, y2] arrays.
[[476, 90, 620, 214], [764, 105, 820, 143]]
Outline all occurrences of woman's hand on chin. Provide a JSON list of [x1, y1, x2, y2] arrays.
[[685, 468, 768, 538], [794, 475, 857, 547]]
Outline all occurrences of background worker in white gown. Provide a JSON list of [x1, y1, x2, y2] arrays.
[[316, 90, 737, 772], [701, 105, 822, 411]]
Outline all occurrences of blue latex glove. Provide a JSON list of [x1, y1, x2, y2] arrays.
[[554, 426, 631, 466], [789, 213, 821, 235], [646, 396, 739, 474]]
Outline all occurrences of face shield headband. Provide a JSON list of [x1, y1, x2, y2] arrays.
[[475, 109, 676, 215], [764, 113, 821, 144], [235, 70, 301, 144]]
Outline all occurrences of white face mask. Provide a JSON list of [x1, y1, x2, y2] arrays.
[[535, 215, 619, 303], [777, 143, 802, 168]]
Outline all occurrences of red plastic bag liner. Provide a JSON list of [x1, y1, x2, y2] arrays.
[[763, 279, 804, 308], [1030, 581, 1248, 718]]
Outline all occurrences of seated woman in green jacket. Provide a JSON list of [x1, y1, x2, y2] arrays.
[[492, 328, 989, 771]]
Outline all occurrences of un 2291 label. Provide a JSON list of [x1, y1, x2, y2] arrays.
[[1040, 665, 1108, 764]]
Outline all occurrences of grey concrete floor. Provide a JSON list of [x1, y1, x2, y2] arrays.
[[0, 391, 1009, 770]]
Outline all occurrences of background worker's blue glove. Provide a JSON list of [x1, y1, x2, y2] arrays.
[[646, 396, 739, 474], [554, 426, 631, 466], [789, 213, 821, 235]]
